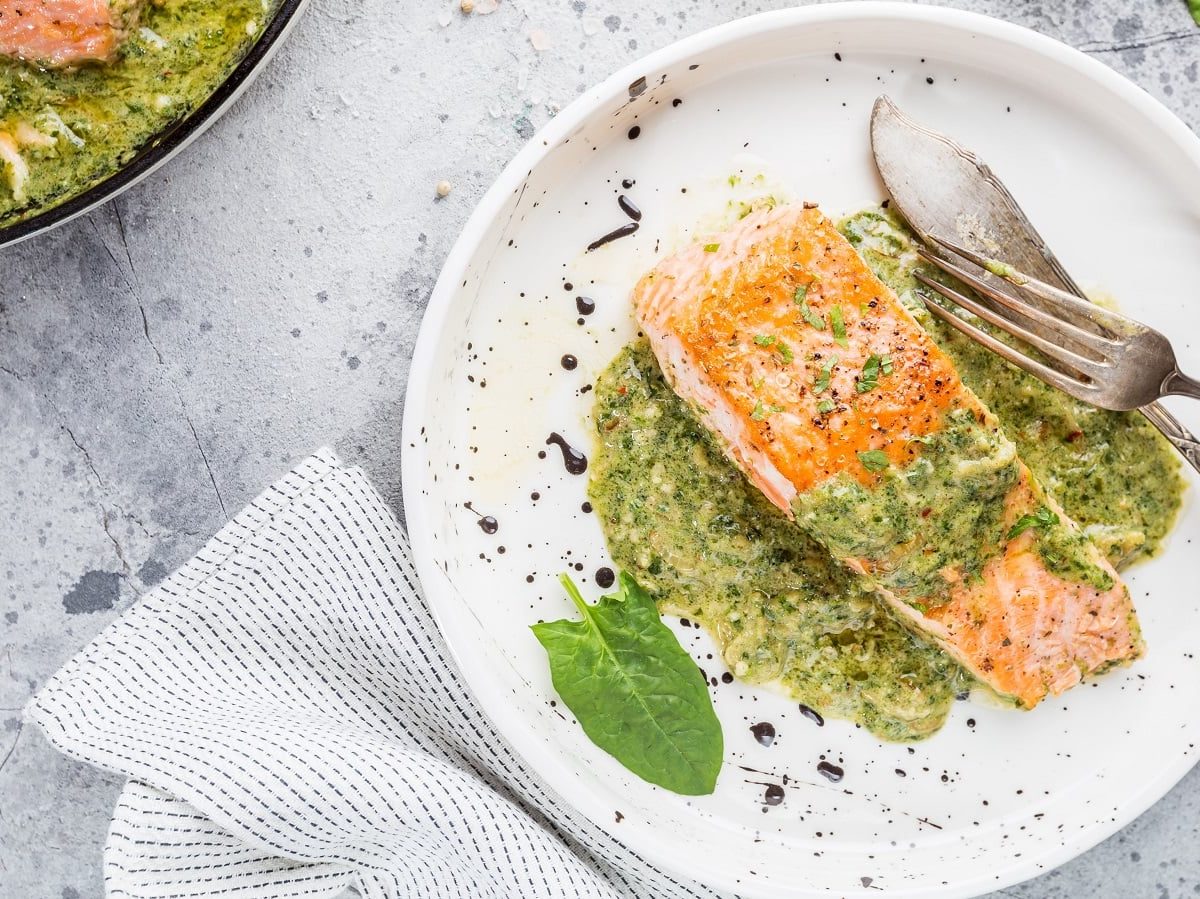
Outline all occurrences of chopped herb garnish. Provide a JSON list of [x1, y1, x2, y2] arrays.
[[881, 354, 894, 375], [813, 355, 839, 394], [856, 353, 895, 394], [798, 300, 825, 330], [817, 398, 835, 414], [857, 449, 890, 472], [777, 341, 794, 364], [830, 305, 848, 348], [751, 401, 767, 421], [794, 284, 808, 303], [754, 334, 777, 347], [703, 243, 720, 252], [1007, 505, 1060, 540]]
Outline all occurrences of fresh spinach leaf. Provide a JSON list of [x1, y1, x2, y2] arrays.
[[531, 572, 724, 795]]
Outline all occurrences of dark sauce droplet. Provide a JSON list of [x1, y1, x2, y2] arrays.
[[749, 722, 776, 747], [617, 194, 642, 221], [721, 672, 734, 684], [463, 501, 498, 534], [595, 567, 615, 589], [561, 354, 578, 371], [763, 783, 785, 806], [799, 704, 825, 727], [581, 501, 593, 514], [672, 98, 683, 107], [563, 282, 573, 291], [575, 296, 596, 316], [817, 761, 844, 783], [546, 433, 588, 475], [621, 178, 636, 189], [627, 124, 641, 140], [586, 221, 639, 252], [628, 76, 647, 99]]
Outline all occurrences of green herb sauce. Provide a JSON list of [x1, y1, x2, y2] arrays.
[[588, 207, 1182, 742], [590, 341, 970, 742], [0, 0, 268, 225]]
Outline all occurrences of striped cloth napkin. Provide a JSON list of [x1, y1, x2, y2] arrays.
[[27, 449, 723, 899]]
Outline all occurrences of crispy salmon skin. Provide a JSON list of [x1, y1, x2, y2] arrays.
[[0, 0, 140, 66], [633, 203, 1142, 708]]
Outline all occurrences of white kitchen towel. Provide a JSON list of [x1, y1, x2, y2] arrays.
[[27, 449, 726, 899]]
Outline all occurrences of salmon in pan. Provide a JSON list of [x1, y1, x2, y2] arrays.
[[0, 0, 141, 66], [632, 203, 1142, 709]]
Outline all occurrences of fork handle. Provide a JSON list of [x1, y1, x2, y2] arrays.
[[1140, 401, 1200, 475], [1162, 368, 1200, 402]]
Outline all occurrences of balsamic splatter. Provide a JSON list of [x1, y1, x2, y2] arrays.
[[575, 296, 596, 316], [627, 125, 641, 140], [561, 354, 578, 371], [749, 722, 776, 747], [816, 761, 844, 783], [595, 567, 615, 589], [546, 433, 588, 474], [628, 76, 647, 99], [617, 195, 642, 222], [763, 783, 785, 806], [621, 178, 636, 189], [586, 222, 640, 252], [463, 501, 498, 534], [799, 704, 825, 727]]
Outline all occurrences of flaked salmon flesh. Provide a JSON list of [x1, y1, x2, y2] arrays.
[[0, 0, 140, 66], [632, 203, 1142, 708]]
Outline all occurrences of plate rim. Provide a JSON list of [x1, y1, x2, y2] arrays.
[[0, 0, 311, 250], [400, 4, 1200, 896]]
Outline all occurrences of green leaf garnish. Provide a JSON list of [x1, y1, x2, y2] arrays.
[[754, 334, 777, 347], [857, 449, 890, 472], [881, 354, 894, 375], [813, 355, 839, 394], [531, 574, 724, 795], [777, 341, 794, 364], [1190, 0, 1200, 25], [830, 305, 848, 348], [703, 243, 720, 252], [1007, 505, 1060, 541], [856, 353, 895, 394], [817, 399, 835, 414], [794, 284, 808, 303], [751, 400, 767, 421]]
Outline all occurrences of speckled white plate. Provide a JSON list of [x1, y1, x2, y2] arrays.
[[401, 5, 1200, 896]]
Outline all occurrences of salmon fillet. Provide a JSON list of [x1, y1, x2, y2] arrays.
[[632, 203, 1142, 708], [0, 0, 140, 66]]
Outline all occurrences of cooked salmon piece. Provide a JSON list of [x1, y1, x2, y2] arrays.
[[632, 203, 1142, 708], [0, 0, 140, 66]]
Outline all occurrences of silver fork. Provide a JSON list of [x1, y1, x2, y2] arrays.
[[914, 235, 1200, 467]]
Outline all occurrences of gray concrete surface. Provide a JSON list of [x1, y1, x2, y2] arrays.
[[2, 0, 1198, 895]]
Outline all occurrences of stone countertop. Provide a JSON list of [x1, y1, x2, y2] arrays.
[[2, 0, 1197, 895]]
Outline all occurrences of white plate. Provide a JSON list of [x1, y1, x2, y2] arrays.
[[401, 5, 1200, 896]]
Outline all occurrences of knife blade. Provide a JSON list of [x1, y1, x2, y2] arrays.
[[868, 95, 1200, 474]]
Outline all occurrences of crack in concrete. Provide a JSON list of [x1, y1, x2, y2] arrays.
[[138, 303, 165, 365], [88, 212, 165, 366], [0, 364, 28, 383], [185, 416, 228, 518], [1080, 29, 1200, 54], [0, 722, 22, 777], [62, 425, 105, 488], [100, 506, 134, 580]]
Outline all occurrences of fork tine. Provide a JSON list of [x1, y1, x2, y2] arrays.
[[915, 247, 1112, 357], [926, 233, 1132, 338], [916, 286, 1100, 402], [913, 266, 1111, 380]]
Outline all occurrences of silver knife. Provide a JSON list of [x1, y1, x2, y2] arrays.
[[869, 95, 1200, 475]]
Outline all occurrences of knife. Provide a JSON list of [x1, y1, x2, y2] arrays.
[[869, 95, 1200, 474]]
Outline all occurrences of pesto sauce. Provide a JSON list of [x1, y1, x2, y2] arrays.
[[0, 0, 268, 225], [589, 207, 1183, 742], [590, 341, 970, 742], [839, 209, 1183, 567]]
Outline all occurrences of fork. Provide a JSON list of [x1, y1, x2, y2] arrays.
[[913, 234, 1200, 470]]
